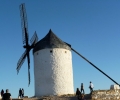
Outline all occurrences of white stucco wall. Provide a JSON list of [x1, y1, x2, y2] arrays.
[[110, 84, 120, 90], [33, 48, 74, 96]]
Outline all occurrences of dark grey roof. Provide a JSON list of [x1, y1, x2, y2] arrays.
[[33, 29, 71, 53]]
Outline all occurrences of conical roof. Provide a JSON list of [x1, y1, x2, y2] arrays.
[[33, 29, 71, 53]]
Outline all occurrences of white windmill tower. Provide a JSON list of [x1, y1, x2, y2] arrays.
[[33, 29, 74, 96], [16, 3, 74, 96]]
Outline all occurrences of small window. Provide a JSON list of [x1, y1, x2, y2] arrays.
[[50, 50, 52, 53], [65, 51, 67, 53]]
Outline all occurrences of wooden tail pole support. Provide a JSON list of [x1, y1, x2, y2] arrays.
[[71, 48, 120, 86]]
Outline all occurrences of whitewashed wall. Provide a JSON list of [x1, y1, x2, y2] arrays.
[[110, 85, 120, 90], [33, 48, 74, 96]]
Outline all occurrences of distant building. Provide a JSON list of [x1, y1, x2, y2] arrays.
[[110, 84, 120, 90]]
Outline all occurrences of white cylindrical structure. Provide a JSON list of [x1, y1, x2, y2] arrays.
[[33, 29, 74, 96], [34, 48, 74, 96]]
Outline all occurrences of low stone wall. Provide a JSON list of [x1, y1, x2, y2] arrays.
[[91, 89, 120, 100]]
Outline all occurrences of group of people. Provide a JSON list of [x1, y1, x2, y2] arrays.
[[0, 88, 24, 99], [0, 89, 12, 100], [0, 82, 93, 100], [19, 88, 24, 98], [76, 81, 94, 100]]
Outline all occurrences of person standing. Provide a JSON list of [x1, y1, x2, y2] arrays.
[[21, 88, 24, 98], [76, 88, 81, 100], [89, 81, 94, 94], [80, 83, 85, 94], [19, 88, 22, 98], [1, 89, 4, 97], [2, 89, 12, 100]]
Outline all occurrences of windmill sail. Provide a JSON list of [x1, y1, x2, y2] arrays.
[[17, 3, 38, 86], [30, 31, 38, 46], [17, 50, 27, 73], [19, 3, 29, 44]]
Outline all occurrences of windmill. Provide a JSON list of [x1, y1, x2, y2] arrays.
[[16, 3, 38, 85], [16, 3, 119, 96], [33, 29, 120, 96]]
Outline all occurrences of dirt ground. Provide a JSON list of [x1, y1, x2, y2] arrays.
[[21, 94, 91, 100], [12, 94, 91, 100]]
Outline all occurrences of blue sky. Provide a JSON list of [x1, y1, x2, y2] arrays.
[[0, 0, 120, 98]]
